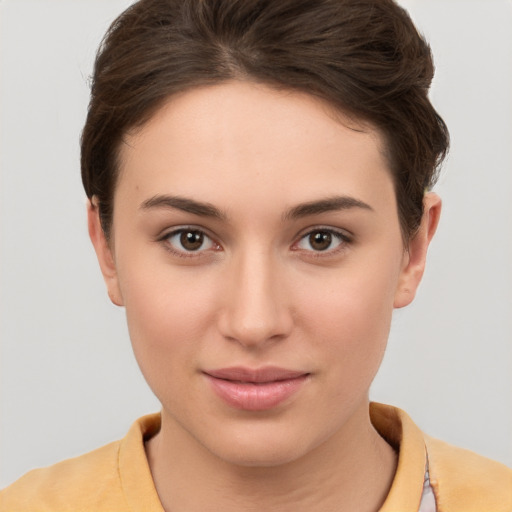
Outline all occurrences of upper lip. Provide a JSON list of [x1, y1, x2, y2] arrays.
[[204, 366, 308, 383]]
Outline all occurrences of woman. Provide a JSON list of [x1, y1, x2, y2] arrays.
[[1, 0, 511, 510]]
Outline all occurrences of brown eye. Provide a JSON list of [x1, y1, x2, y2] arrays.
[[164, 228, 216, 255], [308, 231, 332, 251], [295, 228, 348, 254], [180, 230, 204, 251]]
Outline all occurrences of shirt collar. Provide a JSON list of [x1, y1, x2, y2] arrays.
[[371, 403, 427, 512]]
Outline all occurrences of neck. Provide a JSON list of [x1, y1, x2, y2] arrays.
[[145, 402, 397, 512]]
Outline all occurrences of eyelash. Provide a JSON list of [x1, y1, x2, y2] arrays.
[[292, 227, 352, 257], [158, 226, 221, 259], [158, 226, 352, 258]]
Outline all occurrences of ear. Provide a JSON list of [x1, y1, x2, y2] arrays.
[[394, 192, 441, 309], [87, 198, 124, 307]]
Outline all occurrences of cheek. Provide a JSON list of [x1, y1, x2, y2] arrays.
[[296, 258, 400, 379], [118, 262, 219, 387]]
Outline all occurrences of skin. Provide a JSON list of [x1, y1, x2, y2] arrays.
[[88, 81, 441, 512]]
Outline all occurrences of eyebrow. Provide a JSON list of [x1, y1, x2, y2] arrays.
[[140, 194, 373, 221], [283, 196, 374, 220], [140, 195, 227, 220]]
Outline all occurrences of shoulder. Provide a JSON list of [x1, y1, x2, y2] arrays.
[[0, 440, 128, 512], [426, 435, 512, 512], [371, 403, 512, 511]]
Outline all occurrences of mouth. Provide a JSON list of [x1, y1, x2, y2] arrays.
[[203, 366, 310, 411]]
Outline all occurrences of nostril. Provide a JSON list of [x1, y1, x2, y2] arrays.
[[218, 309, 293, 348]]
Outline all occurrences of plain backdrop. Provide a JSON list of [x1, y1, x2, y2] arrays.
[[1, 0, 511, 488]]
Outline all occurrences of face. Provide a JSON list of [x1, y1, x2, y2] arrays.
[[89, 81, 438, 467]]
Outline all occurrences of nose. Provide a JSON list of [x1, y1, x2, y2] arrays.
[[218, 249, 293, 349]]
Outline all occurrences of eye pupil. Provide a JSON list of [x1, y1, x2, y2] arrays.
[[180, 231, 204, 251], [309, 231, 332, 251]]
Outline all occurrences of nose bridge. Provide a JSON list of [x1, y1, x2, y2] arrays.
[[220, 244, 292, 347]]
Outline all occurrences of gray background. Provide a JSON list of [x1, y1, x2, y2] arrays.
[[1, 0, 511, 487]]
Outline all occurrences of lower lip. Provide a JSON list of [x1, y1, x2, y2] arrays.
[[205, 374, 309, 411]]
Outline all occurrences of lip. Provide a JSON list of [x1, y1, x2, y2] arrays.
[[203, 366, 309, 411]]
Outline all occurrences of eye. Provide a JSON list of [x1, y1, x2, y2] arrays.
[[295, 228, 349, 253], [163, 228, 218, 256]]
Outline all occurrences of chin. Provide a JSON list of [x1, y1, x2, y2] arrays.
[[195, 416, 334, 469], [210, 437, 310, 468]]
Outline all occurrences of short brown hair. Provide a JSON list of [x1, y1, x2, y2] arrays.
[[81, 0, 449, 241]]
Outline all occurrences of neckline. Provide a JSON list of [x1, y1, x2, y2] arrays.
[[118, 404, 429, 512]]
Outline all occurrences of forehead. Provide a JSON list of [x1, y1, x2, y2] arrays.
[[116, 81, 393, 213]]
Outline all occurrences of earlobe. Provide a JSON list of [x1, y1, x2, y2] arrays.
[[87, 198, 124, 307], [394, 193, 442, 309]]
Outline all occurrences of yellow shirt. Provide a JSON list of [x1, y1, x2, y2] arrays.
[[1, 403, 511, 511]]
